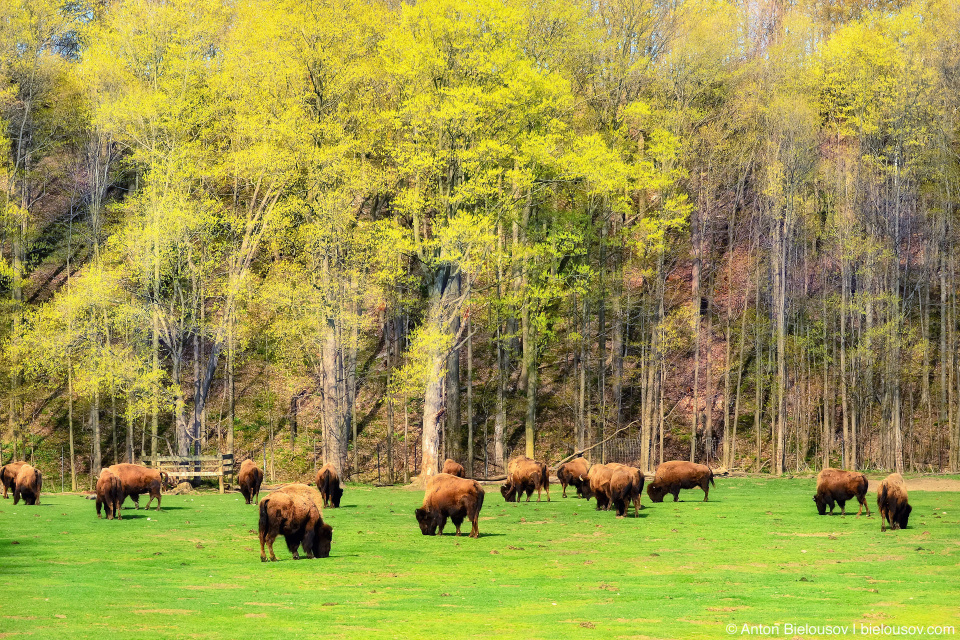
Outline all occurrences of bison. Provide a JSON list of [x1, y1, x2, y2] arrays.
[[238, 459, 264, 505], [877, 472, 911, 531], [416, 473, 485, 537], [1, 461, 26, 499], [500, 456, 550, 503], [441, 458, 466, 478], [258, 485, 333, 561], [556, 457, 590, 498], [96, 468, 123, 520], [315, 463, 344, 508], [813, 468, 870, 516], [107, 463, 168, 511], [13, 464, 42, 506], [583, 463, 617, 510], [611, 465, 644, 517], [646, 461, 715, 503]]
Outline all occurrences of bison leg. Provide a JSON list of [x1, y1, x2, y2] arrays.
[[856, 497, 870, 517], [561, 482, 567, 498], [673, 491, 680, 502], [266, 536, 279, 562], [96, 496, 103, 519], [702, 482, 710, 501]]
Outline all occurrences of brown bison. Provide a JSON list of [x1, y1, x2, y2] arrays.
[[1, 461, 26, 499], [500, 456, 550, 503], [814, 468, 870, 516], [583, 463, 618, 510], [646, 461, 715, 502], [611, 466, 644, 517], [416, 473, 485, 537], [556, 457, 590, 498], [107, 463, 168, 511], [238, 459, 264, 505], [315, 463, 344, 508], [258, 485, 333, 561], [441, 458, 466, 478], [877, 472, 911, 531], [96, 468, 123, 520], [13, 464, 42, 505]]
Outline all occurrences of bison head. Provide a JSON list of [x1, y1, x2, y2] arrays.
[[897, 503, 912, 530], [646, 483, 666, 503], [415, 507, 441, 535], [331, 485, 344, 508], [316, 522, 333, 557], [500, 481, 518, 502], [814, 494, 828, 515]]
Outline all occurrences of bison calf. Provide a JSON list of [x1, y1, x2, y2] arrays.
[[1, 461, 26, 499], [441, 459, 466, 478], [13, 464, 42, 506], [814, 468, 870, 516], [556, 457, 590, 498], [646, 461, 715, 503], [315, 463, 344, 508], [238, 459, 264, 505], [416, 473, 485, 538], [611, 466, 644, 517], [259, 484, 333, 561], [96, 468, 123, 520], [877, 473, 911, 532], [500, 456, 550, 503]]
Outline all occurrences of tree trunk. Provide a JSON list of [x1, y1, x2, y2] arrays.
[[446, 274, 461, 459]]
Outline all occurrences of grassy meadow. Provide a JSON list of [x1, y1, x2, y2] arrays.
[[1, 476, 959, 639]]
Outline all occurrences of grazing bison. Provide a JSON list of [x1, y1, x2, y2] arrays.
[[500, 456, 550, 503], [583, 463, 617, 510], [813, 468, 870, 516], [238, 459, 264, 505], [96, 468, 123, 520], [611, 466, 644, 517], [646, 461, 715, 503], [441, 459, 466, 478], [877, 473, 911, 532], [315, 463, 344, 508], [1, 461, 26, 499], [416, 473, 485, 537], [258, 486, 333, 561], [107, 463, 168, 511], [556, 457, 591, 498], [13, 464, 42, 505]]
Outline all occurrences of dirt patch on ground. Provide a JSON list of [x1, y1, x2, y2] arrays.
[[867, 478, 960, 492]]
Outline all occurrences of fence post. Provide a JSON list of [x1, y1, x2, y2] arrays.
[[218, 455, 224, 494], [60, 446, 64, 494]]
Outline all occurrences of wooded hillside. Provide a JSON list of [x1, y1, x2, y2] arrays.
[[3, 0, 959, 487]]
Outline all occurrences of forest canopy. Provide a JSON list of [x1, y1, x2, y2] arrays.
[[3, 0, 960, 488]]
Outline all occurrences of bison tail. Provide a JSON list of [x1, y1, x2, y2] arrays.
[[258, 498, 270, 535], [709, 469, 715, 487]]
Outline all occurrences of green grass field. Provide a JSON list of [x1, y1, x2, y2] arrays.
[[2, 476, 958, 639]]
